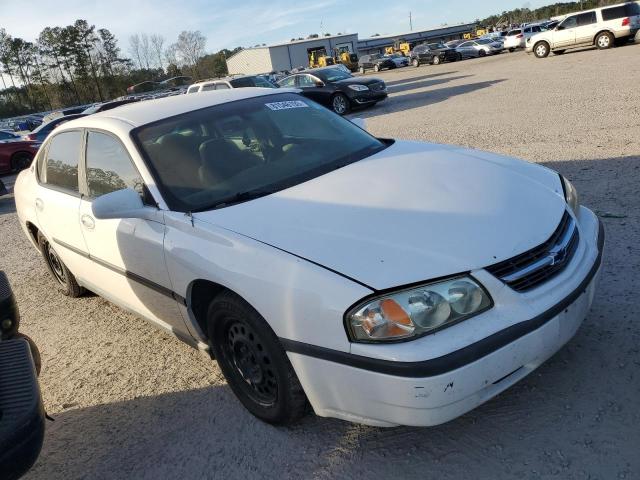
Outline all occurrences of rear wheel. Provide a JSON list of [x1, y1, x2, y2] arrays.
[[207, 292, 308, 425], [534, 41, 550, 58], [331, 93, 350, 115], [359, 66, 365, 74], [595, 31, 613, 49], [509, 47, 515, 52], [11, 152, 33, 171], [37, 232, 84, 297], [478, 49, 487, 57], [412, 58, 419, 67]]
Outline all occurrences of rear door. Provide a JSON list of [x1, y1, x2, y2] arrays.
[[574, 11, 598, 45], [34, 130, 89, 277], [77, 130, 190, 337]]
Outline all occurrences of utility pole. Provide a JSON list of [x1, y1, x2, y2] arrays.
[[409, 12, 413, 31]]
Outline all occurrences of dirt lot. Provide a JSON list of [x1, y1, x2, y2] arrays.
[[2, 44, 639, 480]]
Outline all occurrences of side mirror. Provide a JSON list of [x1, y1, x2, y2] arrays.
[[92, 188, 151, 220], [351, 117, 367, 130]]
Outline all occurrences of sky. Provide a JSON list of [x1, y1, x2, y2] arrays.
[[1, 0, 553, 53]]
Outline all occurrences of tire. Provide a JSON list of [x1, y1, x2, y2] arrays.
[[11, 152, 33, 171], [554, 50, 566, 55], [37, 232, 84, 297], [374, 64, 380, 72], [595, 31, 614, 49], [478, 49, 487, 57], [432, 56, 441, 65], [330, 93, 350, 115], [412, 58, 419, 67], [16, 333, 41, 375], [359, 66, 365, 74], [534, 41, 550, 58], [207, 292, 308, 425], [509, 48, 515, 52]]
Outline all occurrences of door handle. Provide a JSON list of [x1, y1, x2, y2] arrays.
[[35, 198, 43, 211], [81, 214, 95, 230]]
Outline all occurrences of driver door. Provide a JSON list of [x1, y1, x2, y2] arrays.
[[77, 130, 190, 338], [295, 74, 331, 105], [554, 16, 578, 47]]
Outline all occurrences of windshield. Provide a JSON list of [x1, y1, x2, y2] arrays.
[[132, 93, 388, 212], [316, 68, 352, 82]]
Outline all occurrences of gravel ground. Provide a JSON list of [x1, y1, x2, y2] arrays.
[[1, 44, 639, 480]]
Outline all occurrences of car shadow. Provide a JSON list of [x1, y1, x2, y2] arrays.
[[355, 79, 507, 119], [0, 175, 16, 215], [382, 70, 458, 87], [386, 75, 473, 94]]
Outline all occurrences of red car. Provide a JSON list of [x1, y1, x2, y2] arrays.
[[0, 140, 40, 174]]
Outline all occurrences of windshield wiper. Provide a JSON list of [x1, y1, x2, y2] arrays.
[[201, 189, 276, 211]]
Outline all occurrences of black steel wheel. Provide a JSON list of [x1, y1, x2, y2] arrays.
[[37, 232, 84, 297], [207, 292, 308, 425]]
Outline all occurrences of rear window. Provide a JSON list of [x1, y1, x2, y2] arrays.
[[508, 29, 522, 35], [602, 3, 640, 20]]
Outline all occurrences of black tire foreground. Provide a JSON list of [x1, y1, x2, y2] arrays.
[[207, 292, 308, 425]]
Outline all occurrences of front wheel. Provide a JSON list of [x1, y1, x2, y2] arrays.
[[11, 152, 33, 171], [478, 49, 487, 57], [331, 93, 350, 115], [432, 56, 441, 65], [207, 292, 308, 425], [37, 232, 84, 297], [509, 47, 515, 53], [595, 31, 613, 49], [373, 64, 380, 72], [412, 58, 419, 67], [534, 41, 550, 58]]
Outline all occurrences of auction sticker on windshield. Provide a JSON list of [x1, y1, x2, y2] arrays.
[[265, 100, 309, 111]]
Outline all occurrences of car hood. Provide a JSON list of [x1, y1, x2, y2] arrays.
[[194, 141, 565, 290]]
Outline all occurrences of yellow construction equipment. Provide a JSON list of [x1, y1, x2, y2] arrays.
[[308, 47, 358, 71], [308, 48, 335, 68], [385, 39, 412, 56]]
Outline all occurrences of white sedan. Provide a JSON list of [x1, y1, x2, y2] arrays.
[[15, 89, 604, 427]]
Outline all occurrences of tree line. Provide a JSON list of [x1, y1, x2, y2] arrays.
[[0, 20, 241, 118], [478, 0, 627, 26]]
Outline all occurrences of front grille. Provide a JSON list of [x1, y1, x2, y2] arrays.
[[370, 82, 386, 92], [485, 211, 579, 292]]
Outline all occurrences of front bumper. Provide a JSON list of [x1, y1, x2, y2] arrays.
[[285, 210, 604, 427], [351, 91, 388, 105]]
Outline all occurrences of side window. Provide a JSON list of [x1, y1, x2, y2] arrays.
[[85, 132, 143, 198], [43, 131, 82, 192], [215, 83, 230, 90], [296, 75, 316, 87], [278, 76, 296, 87], [229, 77, 253, 88], [577, 12, 597, 26], [201, 83, 216, 91], [186, 85, 199, 94], [560, 16, 578, 29]]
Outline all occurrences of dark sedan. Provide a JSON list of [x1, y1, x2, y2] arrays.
[[426, 43, 462, 62], [23, 113, 86, 142], [357, 54, 396, 74], [277, 67, 387, 115]]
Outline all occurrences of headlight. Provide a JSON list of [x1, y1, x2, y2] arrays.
[[348, 84, 369, 91], [346, 276, 492, 342], [561, 175, 579, 214]]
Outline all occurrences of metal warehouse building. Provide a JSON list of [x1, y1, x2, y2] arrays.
[[226, 33, 359, 75], [357, 23, 477, 55]]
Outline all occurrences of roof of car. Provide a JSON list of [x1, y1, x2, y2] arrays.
[[59, 88, 294, 130]]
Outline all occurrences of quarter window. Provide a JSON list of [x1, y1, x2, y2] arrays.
[[43, 131, 82, 192], [85, 132, 143, 198]]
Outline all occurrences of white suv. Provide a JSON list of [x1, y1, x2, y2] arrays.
[[526, 2, 640, 58], [186, 75, 276, 93], [504, 24, 545, 51]]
